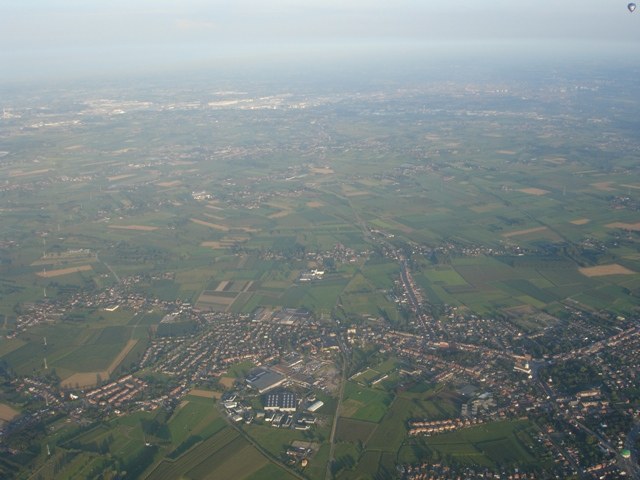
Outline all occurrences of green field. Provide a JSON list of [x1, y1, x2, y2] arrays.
[[421, 420, 545, 468], [1, 56, 640, 480], [341, 382, 393, 423], [167, 396, 226, 450]]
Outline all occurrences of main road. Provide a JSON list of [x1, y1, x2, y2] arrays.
[[620, 420, 640, 479], [325, 337, 348, 480]]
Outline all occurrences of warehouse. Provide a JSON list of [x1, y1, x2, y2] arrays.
[[246, 368, 286, 393]]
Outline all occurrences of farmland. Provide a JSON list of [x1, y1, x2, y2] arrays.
[[28, 395, 297, 480], [0, 55, 639, 479]]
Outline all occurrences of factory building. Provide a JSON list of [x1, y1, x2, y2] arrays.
[[246, 367, 286, 393], [264, 391, 298, 413]]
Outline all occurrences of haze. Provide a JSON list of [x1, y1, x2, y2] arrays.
[[1, 0, 639, 83]]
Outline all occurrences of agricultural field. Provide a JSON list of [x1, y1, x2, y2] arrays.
[[145, 429, 282, 480], [1, 317, 144, 386], [341, 382, 393, 423], [0, 54, 639, 480], [415, 420, 548, 469], [331, 382, 550, 479], [24, 397, 297, 480]]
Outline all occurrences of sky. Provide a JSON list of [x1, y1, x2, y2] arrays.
[[1, 0, 639, 82]]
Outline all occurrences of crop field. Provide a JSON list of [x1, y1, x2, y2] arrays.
[[108, 225, 159, 232], [189, 389, 221, 399], [60, 338, 138, 388], [1, 61, 640, 480], [12, 128, 637, 321], [0, 311, 146, 386], [0, 402, 19, 421], [181, 437, 267, 480], [579, 264, 636, 277], [145, 428, 241, 480], [36, 264, 93, 278], [40, 403, 269, 480]]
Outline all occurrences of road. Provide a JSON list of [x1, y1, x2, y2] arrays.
[[96, 253, 121, 283], [325, 339, 348, 480], [531, 373, 585, 477], [399, 260, 421, 312], [620, 420, 640, 479]]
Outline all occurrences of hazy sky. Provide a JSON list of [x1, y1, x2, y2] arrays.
[[1, 0, 639, 82]]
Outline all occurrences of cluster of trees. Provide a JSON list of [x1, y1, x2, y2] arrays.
[[545, 359, 601, 395]]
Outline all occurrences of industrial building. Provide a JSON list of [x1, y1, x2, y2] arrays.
[[264, 391, 298, 413], [246, 367, 286, 393], [306, 400, 324, 412]]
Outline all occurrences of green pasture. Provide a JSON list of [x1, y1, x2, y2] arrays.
[[246, 463, 299, 480], [244, 424, 312, 458], [341, 382, 393, 423], [335, 418, 378, 444], [281, 279, 349, 312], [423, 420, 543, 468], [1, 322, 130, 376], [167, 396, 224, 448]]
